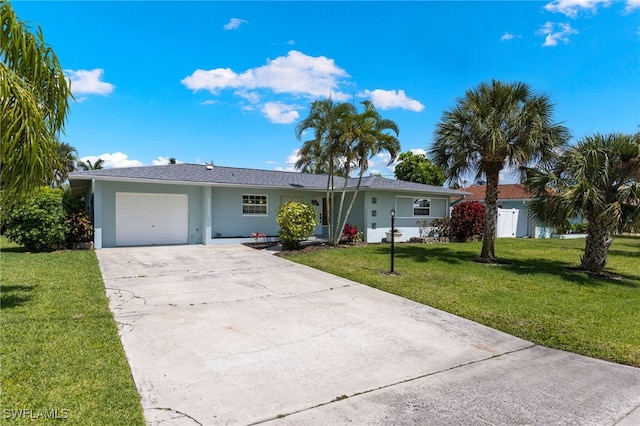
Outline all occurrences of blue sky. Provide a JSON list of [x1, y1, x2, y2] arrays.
[[13, 0, 640, 182]]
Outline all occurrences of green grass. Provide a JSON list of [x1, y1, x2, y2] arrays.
[[0, 237, 145, 425], [284, 237, 640, 367]]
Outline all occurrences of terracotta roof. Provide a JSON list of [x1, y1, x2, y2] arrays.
[[461, 184, 536, 201]]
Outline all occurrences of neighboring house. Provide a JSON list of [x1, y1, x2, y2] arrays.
[[69, 164, 468, 248], [453, 184, 544, 238]]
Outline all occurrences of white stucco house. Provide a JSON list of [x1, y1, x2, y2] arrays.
[[69, 164, 468, 249]]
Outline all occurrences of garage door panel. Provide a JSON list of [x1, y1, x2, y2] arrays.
[[116, 193, 188, 246]]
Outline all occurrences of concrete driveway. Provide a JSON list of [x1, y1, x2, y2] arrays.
[[97, 244, 640, 425]]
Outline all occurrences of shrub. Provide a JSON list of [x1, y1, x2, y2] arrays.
[[431, 218, 451, 238], [342, 223, 362, 243], [450, 201, 485, 241], [66, 210, 93, 243], [277, 200, 317, 250], [417, 219, 429, 238], [63, 191, 93, 243], [4, 187, 68, 251]]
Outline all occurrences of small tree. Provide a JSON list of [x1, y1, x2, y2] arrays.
[[450, 201, 485, 241], [277, 200, 317, 250], [394, 151, 445, 186], [4, 186, 68, 251]]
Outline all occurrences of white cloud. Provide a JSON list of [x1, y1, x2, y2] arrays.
[[358, 89, 424, 112], [152, 156, 182, 165], [537, 22, 578, 46], [200, 100, 218, 105], [544, 0, 640, 15], [181, 50, 350, 100], [78, 152, 143, 169], [409, 148, 427, 156], [261, 102, 300, 124], [627, 0, 640, 12], [223, 18, 248, 31], [235, 89, 261, 104], [275, 149, 300, 172], [544, 0, 610, 17], [65, 68, 115, 95], [500, 32, 521, 41]]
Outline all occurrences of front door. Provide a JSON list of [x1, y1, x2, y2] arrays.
[[312, 198, 328, 236]]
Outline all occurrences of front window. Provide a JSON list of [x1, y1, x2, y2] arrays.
[[413, 198, 430, 216], [243, 194, 267, 215]]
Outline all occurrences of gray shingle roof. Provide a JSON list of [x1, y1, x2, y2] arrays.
[[69, 164, 468, 196]]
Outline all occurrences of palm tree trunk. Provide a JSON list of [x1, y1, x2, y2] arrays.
[[337, 170, 365, 246], [581, 220, 614, 274], [326, 158, 335, 244], [332, 165, 352, 246], [480, 163, 501, 261]]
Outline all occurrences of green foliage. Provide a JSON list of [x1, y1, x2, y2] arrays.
[[526, 132, 640, 273], [1, 1, 72, 209], [450, 201, 485, 241], [2, 187, 92, 250], [77, 158, 104, 170], [4, 187, 67, 251], [394, 151, 445, 186], [295, 99, 400, 245], [277, 200, 317, 250], [52, 139, 78, 186], [430, 79, 569, 260]]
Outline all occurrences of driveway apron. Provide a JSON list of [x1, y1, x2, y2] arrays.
[[96, 245, 640, 425]]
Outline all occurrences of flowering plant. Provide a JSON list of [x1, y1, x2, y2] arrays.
[[251, 232, 266, 242], [342, 223, 362, 243]]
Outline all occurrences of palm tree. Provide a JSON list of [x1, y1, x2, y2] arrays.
[[334, 101, 399, 241], [77, 158, 105, 171], [1, 1, 72, 209], [430, 80, 570, 262], [526, 133, 640, 274], [52, 140, 78, 186], [295, 99, 356, 243]]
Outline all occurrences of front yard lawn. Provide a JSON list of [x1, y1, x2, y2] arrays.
[[0, 237, 145, 425], [284, 237, 640, 367]]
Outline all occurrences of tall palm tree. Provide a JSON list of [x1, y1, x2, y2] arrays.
[[430, 80, 570, 262], [295, 99, 356, 243], [1, 1, 71, 209], [52, 140, 78, 186], [526, 133, 640, 274], [295, 138, 347, 176], [77, 158, 105, 171], [335, 101, 400, 241]]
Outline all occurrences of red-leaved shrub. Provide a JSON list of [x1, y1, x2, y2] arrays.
[[450, 201, 485, 241]]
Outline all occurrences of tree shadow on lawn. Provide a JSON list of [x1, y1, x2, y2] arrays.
[[373, 244, 478, 266], [0, 284, 35, 308], [373, 244, 640, 288]]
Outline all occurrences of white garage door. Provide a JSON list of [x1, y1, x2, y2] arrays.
[[116, 193, 188, 246]]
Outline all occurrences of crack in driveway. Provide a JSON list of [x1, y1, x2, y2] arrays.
[[250, 344, 538, 424]]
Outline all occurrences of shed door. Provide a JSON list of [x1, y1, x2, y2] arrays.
[[116, 193, 188, 246]]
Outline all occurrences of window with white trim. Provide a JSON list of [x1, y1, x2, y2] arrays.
[[243, 194, 267, 215], [413, 198, 430, 216]]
